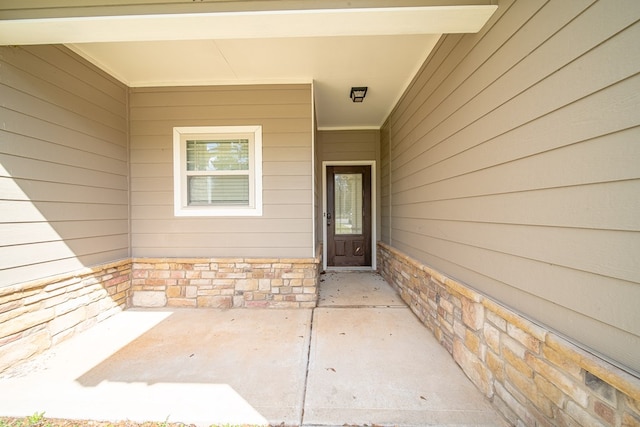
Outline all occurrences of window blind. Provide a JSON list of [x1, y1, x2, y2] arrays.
[[186, 139, 250, 205], [188, 176, 249, 205], [186, 139, 249, 171]]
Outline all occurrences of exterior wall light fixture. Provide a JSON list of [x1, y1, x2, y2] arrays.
[[350, 87, 368, 102]]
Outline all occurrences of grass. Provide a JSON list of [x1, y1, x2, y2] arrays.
[[0, 413, 268, 427], [0, 412, 50, 427]]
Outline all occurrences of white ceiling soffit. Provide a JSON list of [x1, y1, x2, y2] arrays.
[[0, 3, 498, 129], [67, 35, 441, 129]]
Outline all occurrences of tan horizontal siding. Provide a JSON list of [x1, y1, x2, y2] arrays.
[[1, 107, 127, 160], [130, 87, 311, 107], [129, 177, 172, 192], [391, 228, 640, 334], [25, 45, 126, 100], [317, 130, 379, 162], [264, 175, 312, 190], [394, 180, 640, 231], [380, 123, 391, 243], [383, 0, 640, 372], [131, 83, 309, 96], [130, 104, 309, 121], [391, 0, 531, 136], [1, 154, 128, 189], [131, 247, 311, 259], [265, 133, 312, 147], [263, 161, 312, 176], [0, 61, 125, 131], [0, 221, 128, 246], [0, 45, 129, 287], [393, 218, 640, 284], [129, 118, 311, 136], [392, 46, 639, 182], [0, 200, 128, 223], [0, 45, 126, 118], [2, 133, 127, 175], [0, 235, 129, 270], [131, 218, 310, 234], [132, 232, 309, 248], [263, 147, 311, 162], [1, 250, 129, 288], [0, 178, 127, 205], [0, 85, 126, 146], [129, 84, 313, 258], [132, 230, 312, 258], [392, 127, 640, 197], [393, 3, 637, 167]]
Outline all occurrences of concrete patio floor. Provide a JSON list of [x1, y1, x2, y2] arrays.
[[0, 272, 507, 426]]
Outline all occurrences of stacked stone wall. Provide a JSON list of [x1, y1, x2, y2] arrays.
[[378, 242, 640, 427], [131, 254, 321, 309], [0, 260, 131, 373]]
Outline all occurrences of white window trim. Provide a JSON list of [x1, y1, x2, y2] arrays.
[[173, 125, 263, 217]]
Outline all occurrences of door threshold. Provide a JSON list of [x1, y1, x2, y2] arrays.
[[325, 266, 374, 272]]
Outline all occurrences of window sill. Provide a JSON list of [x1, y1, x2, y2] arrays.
[[174, 206, 263, 217]]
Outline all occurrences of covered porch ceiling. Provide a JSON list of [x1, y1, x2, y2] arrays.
[[0, 0, 497, 129]]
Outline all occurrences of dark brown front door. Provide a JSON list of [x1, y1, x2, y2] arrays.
[[327, 165, 372, 267]]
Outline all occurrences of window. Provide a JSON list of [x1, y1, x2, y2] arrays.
[[173, 126, 262, 216]]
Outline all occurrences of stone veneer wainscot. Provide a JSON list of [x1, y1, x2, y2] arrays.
[[0, 260, 131, 373], [131, 251, 321, 309], [378, 242, 640, 427]]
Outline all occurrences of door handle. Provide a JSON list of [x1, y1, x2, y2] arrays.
[[327, 212, 331, 226]]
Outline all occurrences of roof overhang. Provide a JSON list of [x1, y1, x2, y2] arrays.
[[0, 1, 498, 129]]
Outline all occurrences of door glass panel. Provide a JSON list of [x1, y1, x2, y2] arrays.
[[334, 173, 363, 235]]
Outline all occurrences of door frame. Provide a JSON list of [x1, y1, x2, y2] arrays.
[[322, 160, 376, 271]]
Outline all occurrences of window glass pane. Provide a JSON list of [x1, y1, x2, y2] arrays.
[[334, 173, 363, 235], [188, 176, 249, 205], [186, 139, 249, 171]]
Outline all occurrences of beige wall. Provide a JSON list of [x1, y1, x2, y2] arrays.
[[313, 114, 321, 247], [129, 84, 314, 258], [381, 0, 640, 373], [317, 129, 379, 163], [380, 123, 391, 244], [0, 45, 129, 287]]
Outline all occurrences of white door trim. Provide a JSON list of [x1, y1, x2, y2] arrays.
[[322, 160, 376, 271]]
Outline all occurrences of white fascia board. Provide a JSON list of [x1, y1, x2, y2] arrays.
[[0, 6, 497, 45]]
